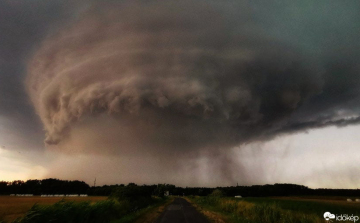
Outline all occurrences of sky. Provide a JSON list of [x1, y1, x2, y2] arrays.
[[0, 0, 360, 188]]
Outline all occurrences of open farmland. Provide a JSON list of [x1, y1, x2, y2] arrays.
[[0, 196, 107, 222]]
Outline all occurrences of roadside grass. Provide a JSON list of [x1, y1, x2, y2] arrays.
[[184, 197, 228, 223], [242, 197, 360, 217], [113, 196, 173, 223], [189, 196, 328, 223]]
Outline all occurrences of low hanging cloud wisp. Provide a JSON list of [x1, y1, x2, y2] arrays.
[[25, 1, 360, 185]]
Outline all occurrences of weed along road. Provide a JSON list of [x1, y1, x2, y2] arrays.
[[155, 198, 209, 223]]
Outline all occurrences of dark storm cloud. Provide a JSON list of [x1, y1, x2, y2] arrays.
[[25, 0, 360, 153], [0, 0, 85, 150], [0, 0, 89, 109]]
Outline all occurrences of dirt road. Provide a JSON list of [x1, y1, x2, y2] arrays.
[[155, 197, 209, 223]]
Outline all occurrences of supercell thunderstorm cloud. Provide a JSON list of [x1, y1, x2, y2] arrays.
[[12, 0, 360, 185]]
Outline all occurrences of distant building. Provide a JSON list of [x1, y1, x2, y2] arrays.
[[235, 195, 242, 198], [66, 194, 79, 197], [164, 191, 170, 196], [347, 199, 353, 202]]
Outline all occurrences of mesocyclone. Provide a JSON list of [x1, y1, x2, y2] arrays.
[[27, 0, 324, 151]]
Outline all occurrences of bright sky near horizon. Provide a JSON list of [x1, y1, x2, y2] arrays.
[[2, 125, 360, 189]]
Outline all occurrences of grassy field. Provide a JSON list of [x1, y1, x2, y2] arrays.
[[189, 195, 360, 223], [0, 196, 107, 222]]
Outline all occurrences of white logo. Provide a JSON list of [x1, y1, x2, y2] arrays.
[[324, 212, 359, 223], [324, 212, 335, 222]]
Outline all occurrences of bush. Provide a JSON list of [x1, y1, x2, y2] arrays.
[[110, 184, 154, 212], [153, 184, 166, 198], [210, 189, 224, 198]]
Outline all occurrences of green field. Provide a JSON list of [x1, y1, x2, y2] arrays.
[[190, 195, 360, 223]]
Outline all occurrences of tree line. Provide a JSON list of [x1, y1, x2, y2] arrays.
[[1, 179, 360, 197], [91, 183, 360, 197], [0, 179, 89, 195]]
